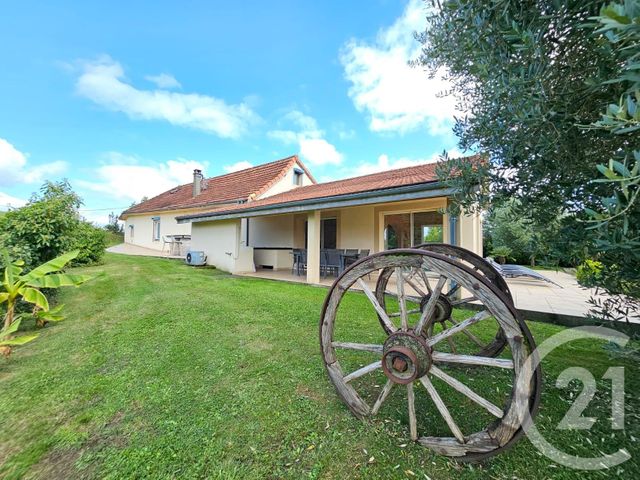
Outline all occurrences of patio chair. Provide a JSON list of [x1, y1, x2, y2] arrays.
[[345, 248, 370, 269], [298, 249, 308, 276], [161, 235, 174, 253], [291, 248, 302, 274], [323, 249, 342, 277]]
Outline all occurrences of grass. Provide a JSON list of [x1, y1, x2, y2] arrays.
[[104, 231, 124, 247], [0, 254, 638, 479]]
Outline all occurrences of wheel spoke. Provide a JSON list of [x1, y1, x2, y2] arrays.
[[419, 375, 465, 443], [389, 308, 421, 318], [407, 382, 418, 441], [343, 360, 382, 383], [431, 352, 514, 369], [357, 278, 397, 333], [450, 296, 476, 306], [429, 366, 504, 418], [415, 275, 447, 335], [371, 379, 394, 415], [446, 336, 457, 354], [418, 269, 432, 294], [446, 283, 461, 299], [403, 274, 427, 298], [395, 267, 409, 331], [427, 310, 491, 347], [448, 317, 487, 348], [332, 342, 383, 354]]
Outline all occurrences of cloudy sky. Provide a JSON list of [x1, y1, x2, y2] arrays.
[[0, 0, 461, 223]]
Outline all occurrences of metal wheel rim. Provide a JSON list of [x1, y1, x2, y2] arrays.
[[319, 249, 542, 461]]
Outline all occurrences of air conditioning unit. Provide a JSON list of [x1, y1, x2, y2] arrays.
[[185, 250, 207, 266]]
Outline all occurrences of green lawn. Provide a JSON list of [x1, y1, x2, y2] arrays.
[[1, 254, 638, 479]]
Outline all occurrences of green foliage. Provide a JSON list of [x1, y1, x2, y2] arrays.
[[0, 180, 106, 271], [418, 0, 639, 320], [490, 245, 513, 264], [581, 1, 640, 320], [0, 250, 92, 356], [576, 259, 605, 287], [70, 221, 107, 266]]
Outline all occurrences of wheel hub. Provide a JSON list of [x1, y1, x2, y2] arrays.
[[382, 332, 432, 384], [420, 293, 452, 323]]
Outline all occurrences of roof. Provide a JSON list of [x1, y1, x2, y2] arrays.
[[177, 157, 476, 223], [121, 155, 315, 217]]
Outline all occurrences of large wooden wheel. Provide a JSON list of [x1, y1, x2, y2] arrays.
[[375, 244, 510, 357], [320, 249, 541, 460]]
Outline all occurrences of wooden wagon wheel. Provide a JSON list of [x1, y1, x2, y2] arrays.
[[320, 249, 541, 460], [375, 244, 510, 357]]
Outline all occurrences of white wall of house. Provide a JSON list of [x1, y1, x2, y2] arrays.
[[190, 219, 255, 274], [339, 205, 376, 252], [249, 215, 294, 248], [124, 211, 192, 251], [458, 210, 483, 256], [258, 165, 314, 199]]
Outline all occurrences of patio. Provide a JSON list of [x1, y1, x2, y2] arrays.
[[240, 266, 623, 322]]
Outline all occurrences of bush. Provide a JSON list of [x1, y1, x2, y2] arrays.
[[71, 221, 107, 266], [576, 259, 604, 288], [0, 180, 106, 270]]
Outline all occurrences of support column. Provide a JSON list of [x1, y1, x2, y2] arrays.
[[306, 210, 321, 284]]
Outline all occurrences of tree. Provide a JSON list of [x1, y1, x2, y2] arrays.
[[0, 180, 107, 270], [417, 0, 639, 320], [0, 250, 91, 356]]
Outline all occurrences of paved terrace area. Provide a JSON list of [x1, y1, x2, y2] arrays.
[[107, 243, 632, 324], [241, 268, 612, 322]]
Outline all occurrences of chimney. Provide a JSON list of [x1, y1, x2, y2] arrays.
[[192, 169, 203, 197]]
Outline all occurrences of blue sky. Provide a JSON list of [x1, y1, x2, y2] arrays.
[[0, 0, 460, 223]]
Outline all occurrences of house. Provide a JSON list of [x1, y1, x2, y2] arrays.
[[173, 155, 483, 284], [119, 155, 316, 252]]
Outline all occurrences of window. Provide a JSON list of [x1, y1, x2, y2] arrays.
[[412, 211, 443, 245], [384, 211, 443, 249], [293, 168, 303, 186], [152, 217, 160, 241], [128, 224, 134, 240], [321, 218, 337, 249]]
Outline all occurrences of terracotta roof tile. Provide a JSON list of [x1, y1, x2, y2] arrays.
[[121, 155, 313, 216], [179, 156, 478, 220]]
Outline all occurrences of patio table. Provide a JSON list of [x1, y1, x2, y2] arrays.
[[169, 234, 191, 256], [339, 252, 359, 274]]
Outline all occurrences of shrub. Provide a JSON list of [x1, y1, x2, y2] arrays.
[[71, 221, 107, 266], [576, 259, 605, 288], [491, 246, 513, 264], [0, 180, 106, 270]]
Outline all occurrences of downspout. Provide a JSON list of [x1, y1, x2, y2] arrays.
[[449, 215, 458, 246]]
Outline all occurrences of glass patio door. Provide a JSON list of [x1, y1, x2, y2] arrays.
[[384, 211, 443, 249]]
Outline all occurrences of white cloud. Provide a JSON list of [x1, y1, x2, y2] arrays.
[[299, 138, 343, 166], [267, 110, 343, 166], [0, 191, 27, 210], [75, 56, 259, 138], [0, 138, 68, 187], [223, 161, 253, 173], [145, 73, 181, 89], [78, 155, 208, 202], [340, 0, 458, 135], [336, 148, 463, 179]]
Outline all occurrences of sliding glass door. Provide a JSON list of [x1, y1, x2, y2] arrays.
[[384, 211, 443, 249]]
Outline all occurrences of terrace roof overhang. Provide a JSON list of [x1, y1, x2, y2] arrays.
[[176, 181, 453, 224]]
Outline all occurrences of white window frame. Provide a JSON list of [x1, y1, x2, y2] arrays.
[[152, 217, 161, 241], [378, 206, 448, 250]]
